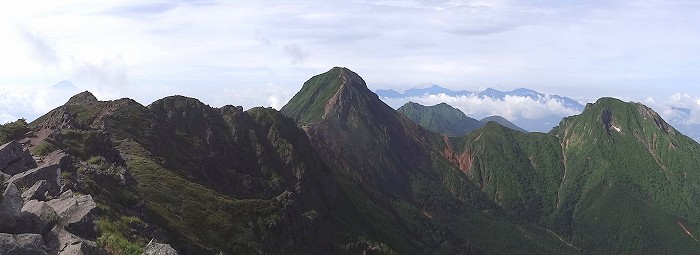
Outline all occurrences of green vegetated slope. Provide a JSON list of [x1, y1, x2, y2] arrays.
[[553, 97, 700, 252], [441, 96, 700, 253], [282, 67, 576, 254], [397, 102, 528, 136], [398, 102, 483, 137], [480, 115, 528, 133], [30, 91, 352, 254], [279, 67, 344, 125], [443, 122, 564, 225]]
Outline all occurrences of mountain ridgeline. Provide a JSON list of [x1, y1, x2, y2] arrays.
[[397, 102, 483, 137], [1, 67, 699, 254], [397, 102, 527, 136]]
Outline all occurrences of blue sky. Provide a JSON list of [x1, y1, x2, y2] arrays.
[[1, 0, 700, 126]]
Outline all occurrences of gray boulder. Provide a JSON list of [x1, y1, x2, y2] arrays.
[[47, 195, 98, 239], [144, 239, 179, 255], [58, 190, 74, 200], [9, 163, 61, 198], [44, 225, 101, 255], [0, 183, 24, 232], [0, 141, 37, 175], [37, 151, 72, 172], [0, 233, 47, 255], [22, 180, 54, 201], [59, 243, 86, 255], [15, 200, 59, 234]]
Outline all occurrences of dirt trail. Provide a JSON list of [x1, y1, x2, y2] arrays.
[[547, 229, 576, 249], [557, 128, 570, 209]]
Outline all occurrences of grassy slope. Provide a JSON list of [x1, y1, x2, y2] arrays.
[[480, 115, 528, 133], [551, 98, 700, 251], [574, 180, 700, 254], [279, 67, 344, 126], [398, 102, 482, 137], [443, 97, 700, 253], [446, 122, 564, 225], [116, 138, 280, 253]]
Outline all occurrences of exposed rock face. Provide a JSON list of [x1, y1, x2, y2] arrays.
[[144, 240, 179, 255], [0, 141, 37, 175], [59, 242, 102, 255], [16, 200, 59, 235], [37, 152, 72, 173], [0, 183, 24, 232], [44, 225, 100, 255], [0, 233, 47, 255], [8, 164, 62, 199], [22, 180, 53, 202], [47, 194, 98, 239]]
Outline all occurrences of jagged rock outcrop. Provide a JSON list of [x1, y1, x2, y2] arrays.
[[0, 233, 47, 255], [8, 164, 62, 199], [0, 141, 37, 175], [44, 225, 101, 255], [0, 183, 24, 232], [47, 194, 98, 239], [22, 180, 52, 202], [0, 135, 112, 254]]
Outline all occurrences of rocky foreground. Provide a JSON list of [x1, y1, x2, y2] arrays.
[[0, 140, 176, 255]]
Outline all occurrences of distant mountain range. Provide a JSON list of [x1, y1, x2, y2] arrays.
[[376, 86, 584, 133], [377, 85, 584, 112]]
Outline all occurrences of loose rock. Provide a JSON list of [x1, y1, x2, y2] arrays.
[[144, 239, 179, 255], [0, 183, 24, 232], [8, 164, 62, 198], [15, 200, 59, 234], [0, 233, 47, 255], [44, 225, 100, 255], [22, 180, 54, 201], [0, 141, 37, 175], [47, 195, 98, 239]]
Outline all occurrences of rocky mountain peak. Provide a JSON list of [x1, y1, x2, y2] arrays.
[[281, 67, 387, 126], [65, 91, 98, 106]]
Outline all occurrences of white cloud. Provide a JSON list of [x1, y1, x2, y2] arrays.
[[284, 43, 309, 65], [0, 81, 81, 122], [2, 0, 700, 121], [268, 96, 280, 109], [0, 114, 19, 124], [382, 93, 581, 121], [664, 93, 700, 125], [70, 55, 128, 98], [17, 27, 59, 68]]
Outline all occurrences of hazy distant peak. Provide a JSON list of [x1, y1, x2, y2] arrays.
[[52, 80, 79, 91]]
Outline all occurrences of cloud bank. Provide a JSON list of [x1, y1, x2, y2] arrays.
[[383, 93, 581, 121], [0, 82, 81, 123]]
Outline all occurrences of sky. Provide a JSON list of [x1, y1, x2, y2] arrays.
[[1, 0, 700, 128]]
